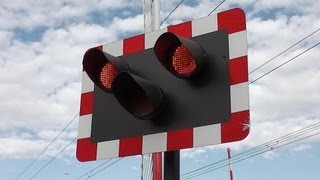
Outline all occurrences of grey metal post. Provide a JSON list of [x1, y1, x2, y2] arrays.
[[144, 1, 180, 180]]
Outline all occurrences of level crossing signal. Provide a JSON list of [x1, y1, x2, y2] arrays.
[[77, 8, 250, 162]]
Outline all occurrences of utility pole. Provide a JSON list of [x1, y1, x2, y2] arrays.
[[143, 1, 163, 180], [145, 1, 180, 179], [144, 0, 160, 33], [227, 148, 234, 180]]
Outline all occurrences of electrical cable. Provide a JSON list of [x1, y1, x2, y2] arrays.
[[250, 27, 320, 74], [160, 0, 185, 25], [181, 121, 320, 179], [208, 0, 226, 16], [16, 114, 79, 180], [84, 158, 123, 179], [181, 122, 320, 178], [29, 137, 77, 180], [250, 42, 320, 84], [182, 130, 320, 179], [75, 160, 111, 180]]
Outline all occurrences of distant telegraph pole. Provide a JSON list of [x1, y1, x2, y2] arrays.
[[227, 148, 234, 180]]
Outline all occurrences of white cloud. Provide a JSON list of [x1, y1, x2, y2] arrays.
[[0, 0, 141, 30], [181, 147, 210, 159], [291, 144, 312, 152], [262, 151, 279, 160]]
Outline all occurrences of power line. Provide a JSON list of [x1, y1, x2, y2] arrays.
[[16, 114, 79, 180], [183, 131, 320, 179], [160, 0, 185, 25], [29, 137, 77, 180], [181, 122, 320, 179], [181, 121, 320, 179], [85, 158, 123, 179], [75, 160, 111, 180], [250, 27, 320, 74], [208, 0, 226, 16], [250, 41, 320, 84]]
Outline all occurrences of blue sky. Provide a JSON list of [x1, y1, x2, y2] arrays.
[[0, 0, 320, 179]]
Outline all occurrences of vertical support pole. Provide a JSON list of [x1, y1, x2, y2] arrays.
[[145, 1, 181, 180], [144, 0, 152, 33], [144, 0, 160, 32], [227, 148, 234, 180], [151, 0, 160, 31], [164, 151, 180, 180]]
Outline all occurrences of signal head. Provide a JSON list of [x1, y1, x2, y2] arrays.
[[154, 32, 206, 78], [111, 72, 165, 120], [83, 48, 129, 92]]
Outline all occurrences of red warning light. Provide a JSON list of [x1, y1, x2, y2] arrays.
[[100, 63, 118, 89], [154, 32, 206, 78], [172, 45, 196, 75], [83, 48, 129, 93]]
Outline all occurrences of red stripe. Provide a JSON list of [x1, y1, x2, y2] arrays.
[[229, 56, 248, 85], [123, 34, 145, 55], [218, 8, 246, 34], [152, 152, 162, 180], [221, 110, 250, 143], [76, 138, 97, 162], [168, 21, 192, 38], [119, 136, 143, 157], [167, 128, 193, 151], [80, 92, 94, 116]]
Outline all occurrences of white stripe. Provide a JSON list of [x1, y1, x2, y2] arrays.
[[77, 115, 92, 139], [142, 132, 167, 154], [81, 72, 94, 93], [102, 40, 124, 56], [193, 124, 221, 147], [229, 30, 247, 59], [230, 82, 249, 113], [192, 14, 218, 37], [97, 140, 120, 159], [145, 28, 168, 49]]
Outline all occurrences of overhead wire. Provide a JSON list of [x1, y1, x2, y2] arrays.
[[84, 158, 123, 179], [182, 131, 320, 179], [29, 137, 77, 180], [180, 121, 320, 179], [250, 41, 320, 84], [181, 121, 320, 177], [208, 0, 226, 16], [16, 114, 79, 180], [75, 160, 111, 180], [160, 0, 185, 25], [250, 27, 320, 74]]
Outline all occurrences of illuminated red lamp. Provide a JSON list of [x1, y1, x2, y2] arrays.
[[154, 32, 206, 78], [83, 48, 129, 92], [100, 63, 118, 89]]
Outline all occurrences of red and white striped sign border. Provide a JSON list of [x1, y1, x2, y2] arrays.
[[77, 8, 250, 162]]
